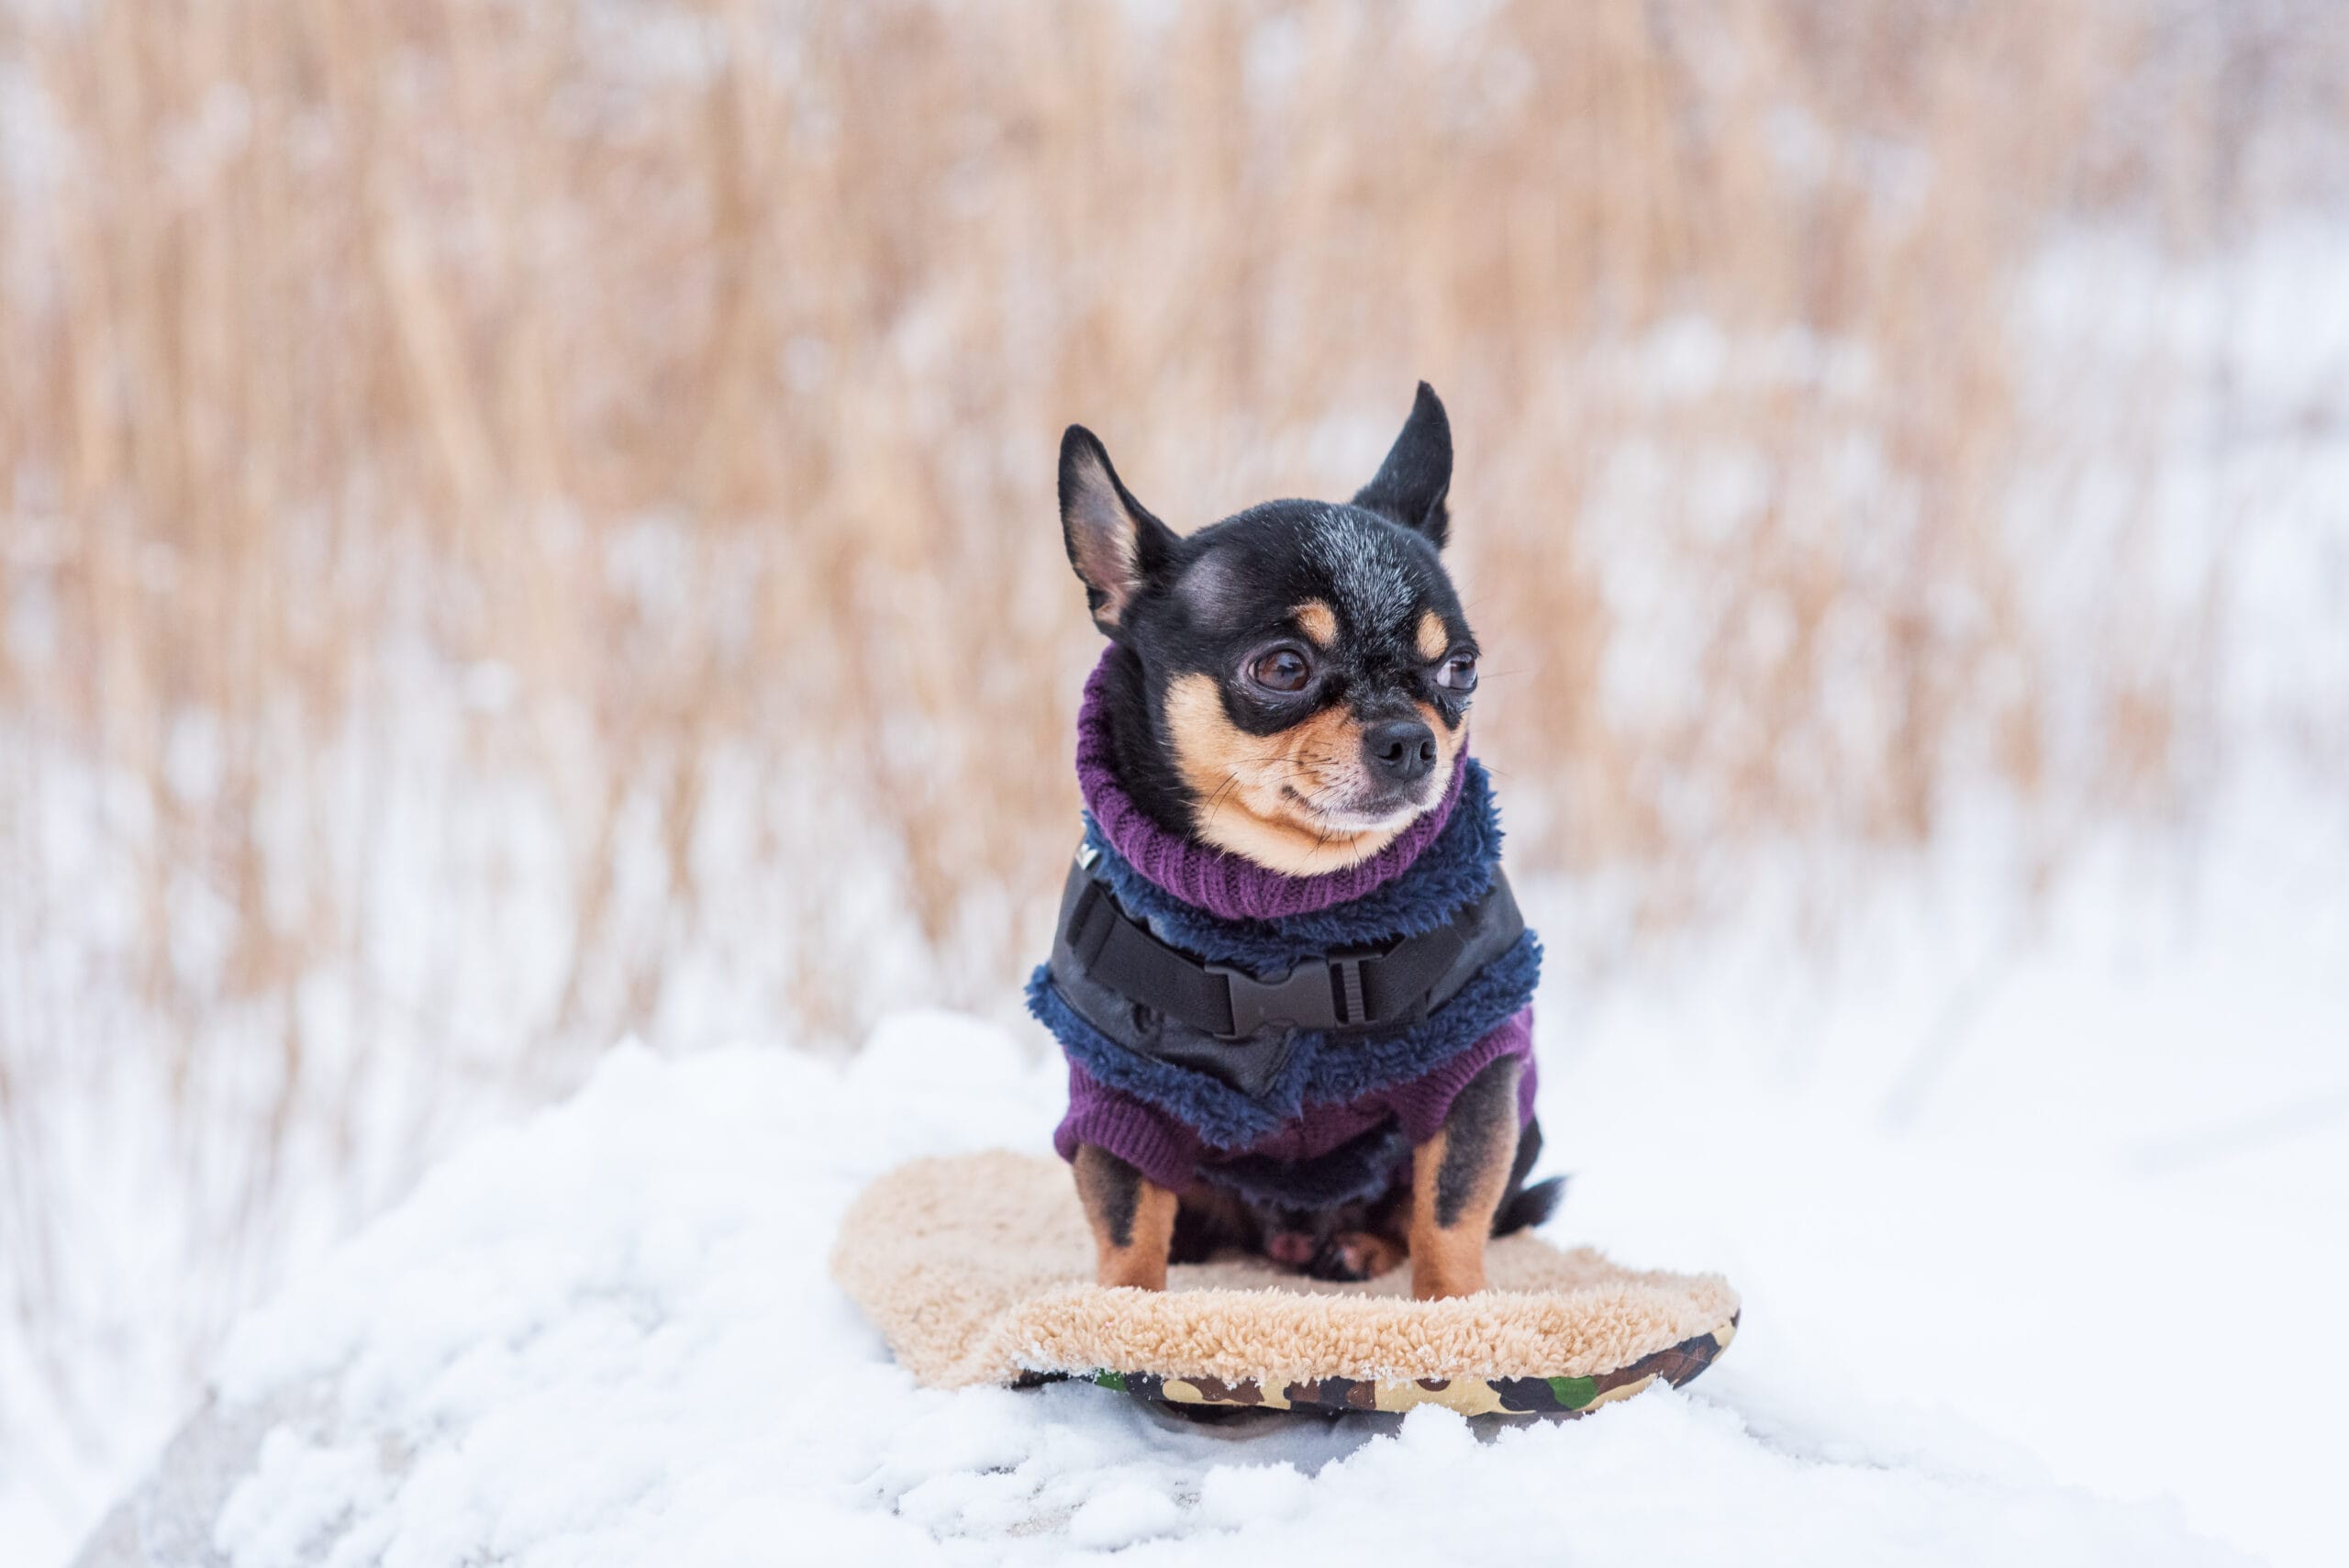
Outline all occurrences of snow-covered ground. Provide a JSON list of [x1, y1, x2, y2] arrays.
[[51, 757, 2349, 1567]]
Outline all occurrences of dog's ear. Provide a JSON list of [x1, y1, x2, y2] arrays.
[[1351, 382, 1453, 548], [1060, 426, 1176, 633]]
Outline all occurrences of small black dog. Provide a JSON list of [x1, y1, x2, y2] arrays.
[[1035, 384, 1553, 1299]]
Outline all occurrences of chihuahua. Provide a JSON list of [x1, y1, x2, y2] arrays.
[[1033, 384, 1554, 1301]]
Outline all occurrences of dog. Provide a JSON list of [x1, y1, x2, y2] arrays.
[[1029, 384, 1557, 1302]]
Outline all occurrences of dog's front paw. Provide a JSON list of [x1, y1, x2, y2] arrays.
[[1308, 1230, 1406, 1282], [1265, 1229, 1319, 1269]]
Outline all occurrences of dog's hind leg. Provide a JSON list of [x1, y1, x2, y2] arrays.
[[1308, 1182, 1412, 1281], [1408, 1057, 1522, 1299], [1170, 1184, 1256, 1264], [1310, 1226, 1408, 1282], [1074, 1144, 1177, 1290]]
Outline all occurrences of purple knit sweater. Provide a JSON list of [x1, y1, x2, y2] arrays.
[[1053, 652, 1536, 1198]]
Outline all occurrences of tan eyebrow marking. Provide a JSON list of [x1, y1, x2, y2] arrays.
[[1295, 599, 1339, 648], [1416, 610, 1449, 661]]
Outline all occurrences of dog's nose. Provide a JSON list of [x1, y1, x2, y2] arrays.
[[1364, 717, 1438, 784]]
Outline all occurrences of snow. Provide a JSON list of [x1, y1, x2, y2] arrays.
[[211, 1436, 391, 1568], [59, 778, 2347, 1568]]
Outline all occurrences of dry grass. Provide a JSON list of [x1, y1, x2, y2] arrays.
[[0, 0, 2341, 1456]]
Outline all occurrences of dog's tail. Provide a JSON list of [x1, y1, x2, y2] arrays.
[[1489, 1117, 1566, 1236], [1492, 1174, 1566, 1236]]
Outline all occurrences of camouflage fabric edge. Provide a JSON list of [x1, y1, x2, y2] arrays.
[[1015, 1313, 1739, 1418]]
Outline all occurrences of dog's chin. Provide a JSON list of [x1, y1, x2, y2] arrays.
[[1314, 784, 1443, 837], [1202, 784, 1437, 882], [1187, 765, 1453, 877], [1194, 786, 1435, 876]]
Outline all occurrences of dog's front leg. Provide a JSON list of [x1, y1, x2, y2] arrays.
[[1409, 1057, 1522, 1299], [1074, 1144, 1176, 1290]]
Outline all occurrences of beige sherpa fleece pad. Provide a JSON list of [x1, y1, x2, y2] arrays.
[[832, 1151, 1740, 1417]]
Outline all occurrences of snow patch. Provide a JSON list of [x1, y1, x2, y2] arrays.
[[67, 1001, 2288, 1568]]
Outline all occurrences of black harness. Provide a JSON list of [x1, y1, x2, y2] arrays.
[[1047, 844, 1526, 1096]]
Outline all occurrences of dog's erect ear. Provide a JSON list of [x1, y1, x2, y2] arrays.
[[1060, 426, 1176, 633], [1350, 382, 1453, 548]]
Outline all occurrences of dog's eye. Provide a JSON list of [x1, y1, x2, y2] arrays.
[[1250, 648, 1312, 694], [1437, 653, 1478, 693]]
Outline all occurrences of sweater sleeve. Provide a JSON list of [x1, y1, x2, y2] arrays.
[[1371, 1006, 1538, 1145], [1053, 1061, 1203, 1195]]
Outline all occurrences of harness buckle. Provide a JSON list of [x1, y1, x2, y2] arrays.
[[1208, 951, 1375, 1039], [1208, 960, 1330, 1039]]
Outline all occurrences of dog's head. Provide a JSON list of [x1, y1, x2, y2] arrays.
[[1059, 384, 1479, 875]]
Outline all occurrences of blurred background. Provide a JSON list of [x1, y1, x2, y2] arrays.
[[3, 0, 2346, 1555]]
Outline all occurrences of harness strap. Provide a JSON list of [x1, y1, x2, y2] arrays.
[[1058, 853, 1523, 1041], [1065, 876, 1241, 1034]]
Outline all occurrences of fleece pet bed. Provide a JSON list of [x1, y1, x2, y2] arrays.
[[832, 1151, 1740, 1418]]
